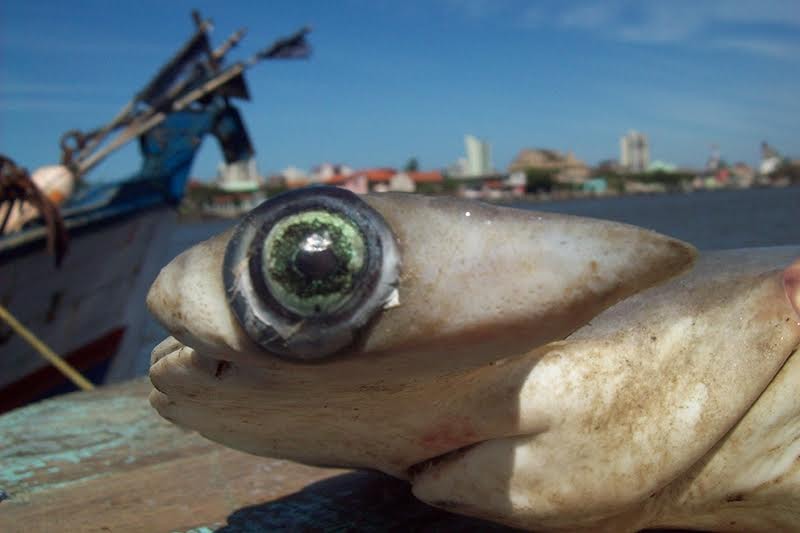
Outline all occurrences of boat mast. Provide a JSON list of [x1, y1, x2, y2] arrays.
[[59, 11, 311, 180]]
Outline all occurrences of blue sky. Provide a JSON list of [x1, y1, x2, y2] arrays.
[[2, 0, 799, 181]]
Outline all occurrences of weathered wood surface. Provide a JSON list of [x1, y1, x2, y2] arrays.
[[0, 379, 515, 532]]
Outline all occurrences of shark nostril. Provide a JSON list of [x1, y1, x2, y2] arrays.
[[214, 360, 233, 379], [783, 258, 800, 322]]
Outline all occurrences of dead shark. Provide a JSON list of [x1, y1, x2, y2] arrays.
[[147, 187, 800, 531]]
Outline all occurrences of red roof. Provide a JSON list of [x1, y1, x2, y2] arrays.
[[408, 171, 443, 183], [352, 168, 397, 182], [322, 168, 443, 186], [322, 174, 356, 185]]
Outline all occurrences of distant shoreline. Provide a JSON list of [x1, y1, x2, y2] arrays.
[[178, 181, 799, 222]]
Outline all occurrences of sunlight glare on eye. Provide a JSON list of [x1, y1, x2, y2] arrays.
[[301, 232, 332, 253]]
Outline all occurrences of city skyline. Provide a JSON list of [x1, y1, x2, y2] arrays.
[[2, 0, 799, 180]]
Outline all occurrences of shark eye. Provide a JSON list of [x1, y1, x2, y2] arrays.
[[224, 187, 400, 361], [261, 210, 366, 315]]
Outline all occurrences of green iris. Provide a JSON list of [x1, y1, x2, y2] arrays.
[[262, 210, 366, 316]]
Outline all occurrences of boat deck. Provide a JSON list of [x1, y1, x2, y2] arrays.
[[0, 379, 512, 532]]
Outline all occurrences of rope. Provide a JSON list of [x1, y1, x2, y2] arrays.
[[0, 302, 95, 392]]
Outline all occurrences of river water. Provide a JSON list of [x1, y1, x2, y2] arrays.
[[132, 186, 800, 376], [514, 186, 799, 250]]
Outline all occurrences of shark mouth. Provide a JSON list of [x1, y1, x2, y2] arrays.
[[407, 441, 485, 481]]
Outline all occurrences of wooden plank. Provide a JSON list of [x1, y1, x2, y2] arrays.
[[0, 379, 515, 532]]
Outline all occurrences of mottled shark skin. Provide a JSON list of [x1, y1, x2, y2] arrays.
[[146, 192, 800, 532]]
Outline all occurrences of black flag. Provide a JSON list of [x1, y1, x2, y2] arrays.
[[258, 27, 312, 60], [138, 30, 213, 106]]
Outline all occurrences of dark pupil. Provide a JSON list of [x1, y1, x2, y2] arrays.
[[294, 239, 340, 280], [270, 220, 357, 299]]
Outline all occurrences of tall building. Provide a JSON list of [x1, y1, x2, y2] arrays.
[[464, 135, 492, 176], [217, 157, 262, 192], [620, 130, 649, 172], [706, 144, 721, 171], [759, 141, 782, 175]]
